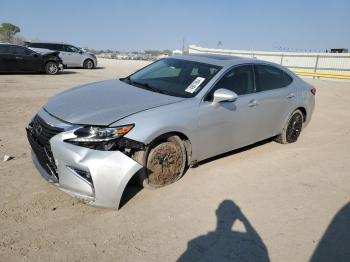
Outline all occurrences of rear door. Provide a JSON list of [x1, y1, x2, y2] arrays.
[[253, 64, 295, 139], [0, 45, 16, 71]]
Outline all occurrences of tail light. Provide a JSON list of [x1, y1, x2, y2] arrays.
[[311, 88, 316, 95]]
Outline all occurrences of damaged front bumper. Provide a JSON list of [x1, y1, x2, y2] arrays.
[[27, 110, 143, 209]]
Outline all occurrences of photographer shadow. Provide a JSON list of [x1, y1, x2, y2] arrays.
[[177, 200, 270, 262], [310, 202, 350, 262]]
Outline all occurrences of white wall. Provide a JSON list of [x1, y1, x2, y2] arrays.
[[189, 45, 350, 75]]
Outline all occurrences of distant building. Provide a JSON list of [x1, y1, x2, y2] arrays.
[[172, 49, 183, 55], [156, 54, 169, 60], [330, 48, 348, 53]]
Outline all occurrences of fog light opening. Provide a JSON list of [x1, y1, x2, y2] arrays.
[[67, 166, 93, 185]]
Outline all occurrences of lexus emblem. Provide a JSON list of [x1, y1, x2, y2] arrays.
[[35, 125, 43, 136]]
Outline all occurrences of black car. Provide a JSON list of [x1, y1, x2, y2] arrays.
[[0, 43, 63, 74]]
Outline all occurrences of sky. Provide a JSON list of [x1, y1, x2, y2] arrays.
[[1, 0, 349, 52]]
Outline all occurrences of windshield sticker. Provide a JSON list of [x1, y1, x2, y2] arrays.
[[185, 77, 206, 93]]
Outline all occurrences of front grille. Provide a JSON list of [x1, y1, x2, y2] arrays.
[[26, 115, 64, 179]]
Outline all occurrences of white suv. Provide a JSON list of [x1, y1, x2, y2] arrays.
[[25, 42, 97, 69]]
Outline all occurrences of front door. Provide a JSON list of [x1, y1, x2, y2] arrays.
[[198, 65, 259, 160], [62, 45, 82, 67]]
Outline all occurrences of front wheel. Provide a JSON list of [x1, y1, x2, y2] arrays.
[[45, 61, 59, 75], [83, 59, 94, 69], [275, 109, 304, 144], [133, 135, 187, 188]]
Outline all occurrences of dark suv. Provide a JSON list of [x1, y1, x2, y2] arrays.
[[0, 43, 63, 74]]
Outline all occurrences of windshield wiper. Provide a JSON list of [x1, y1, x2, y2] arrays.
[[120, 78, 180, 97], [131, 81, 165, 94], [119, 76, 131, 83]]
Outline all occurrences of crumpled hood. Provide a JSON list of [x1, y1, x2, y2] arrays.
[[44, 80, 185, 126]]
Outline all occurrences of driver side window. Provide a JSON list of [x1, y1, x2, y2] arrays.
[[206, 65, 255, 100]]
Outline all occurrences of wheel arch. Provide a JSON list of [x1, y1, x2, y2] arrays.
[[145, 131, 193, 164], [295, 106, 307, 122], [45, 59, 58, 65], [83, 58, 94, 68]]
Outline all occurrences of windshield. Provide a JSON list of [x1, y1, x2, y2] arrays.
[[121, 58, 222, 98]]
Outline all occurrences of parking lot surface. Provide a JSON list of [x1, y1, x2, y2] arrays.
[[1, 59, 349, 261]]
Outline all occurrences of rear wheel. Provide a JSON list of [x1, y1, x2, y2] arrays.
[[275, 109, 304, 144], [83, 59, 94, 69], [45, 61, 59, 75], [133, 135, 187, 188]]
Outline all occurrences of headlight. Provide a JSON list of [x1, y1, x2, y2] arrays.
[[64, 124, 134, 150]]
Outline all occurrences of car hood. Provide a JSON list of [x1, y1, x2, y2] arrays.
[[44, 80, 185, 126]]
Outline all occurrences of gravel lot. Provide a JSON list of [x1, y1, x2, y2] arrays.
[[0, 59, 349, 261]]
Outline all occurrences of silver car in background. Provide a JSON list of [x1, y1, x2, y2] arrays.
[[26, 54, 315, 209], [25, 41, 97, 69]]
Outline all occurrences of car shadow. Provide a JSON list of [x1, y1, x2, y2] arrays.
[[197, 137, 274, 166], [310, 202, 350, 262], [177, 199, 270, 262], [119, 179, 143, 209], [67, 66, 105, 70], [120, 138, 274, 209], [58, 71, 77, 75], [0, 71, 77, 75]]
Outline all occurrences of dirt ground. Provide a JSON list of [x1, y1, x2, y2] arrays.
[[0, 59, 349, 262]]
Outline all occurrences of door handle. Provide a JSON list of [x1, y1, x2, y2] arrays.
[[287, 93, 296, 99], [15, 56, 24, 60], [248, 99, 259, 107]]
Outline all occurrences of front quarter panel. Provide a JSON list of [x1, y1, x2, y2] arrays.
[[50, 132, 143, 209], [113, 99, 201, 160]]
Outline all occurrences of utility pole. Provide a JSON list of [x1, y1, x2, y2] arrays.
[[182, 37, 186, 54]]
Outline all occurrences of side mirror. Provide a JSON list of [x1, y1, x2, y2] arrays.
[[212, 88, 238, 105], [79, 50, 83, 54]]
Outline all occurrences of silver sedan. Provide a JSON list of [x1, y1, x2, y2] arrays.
[[26, 54, 315, 209]]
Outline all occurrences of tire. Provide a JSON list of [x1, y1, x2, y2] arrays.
[[83, 59, 94, 69], [275, 109, 304, 144], [45, 61, 59, 75], [133, 135, 187, 188]]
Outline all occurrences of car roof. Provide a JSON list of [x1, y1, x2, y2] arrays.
[[0, 43, 27, 47], [25, 41, 72, 45], [172, 53, 255, 67]]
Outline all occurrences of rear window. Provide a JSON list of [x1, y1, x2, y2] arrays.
[[27, 43, 45, 48], [255, 65, 293, 92]]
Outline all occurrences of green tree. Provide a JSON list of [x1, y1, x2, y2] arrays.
[[0, 23, 20, 42]]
